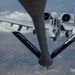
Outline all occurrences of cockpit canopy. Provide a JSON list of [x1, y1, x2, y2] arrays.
[[51, 18, 60, 27]]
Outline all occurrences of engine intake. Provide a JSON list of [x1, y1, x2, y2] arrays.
[[44, 12, 52, 21], [62, 14, 71, 22]]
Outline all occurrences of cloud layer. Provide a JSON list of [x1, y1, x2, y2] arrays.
[[0, 11, 32, 33]]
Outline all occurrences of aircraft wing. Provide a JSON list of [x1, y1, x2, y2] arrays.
[[61, 22, 75, 31], [0, 16, 33, 29], [0, 16, 49, 30]]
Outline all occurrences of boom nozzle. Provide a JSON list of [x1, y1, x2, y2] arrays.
[[38, 53, 53, 67]]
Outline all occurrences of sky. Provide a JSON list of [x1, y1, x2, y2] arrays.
[[0, 0, 75, 12]]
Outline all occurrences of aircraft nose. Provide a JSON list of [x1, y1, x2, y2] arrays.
[[49, 34, 55, 38], [51, 34, 55, 38], [49, 35, 56, 41]]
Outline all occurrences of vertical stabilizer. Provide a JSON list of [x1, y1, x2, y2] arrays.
[[74, 8, 75, 23]]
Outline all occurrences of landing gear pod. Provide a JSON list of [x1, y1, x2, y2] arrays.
[[65, 31, 69, 38]]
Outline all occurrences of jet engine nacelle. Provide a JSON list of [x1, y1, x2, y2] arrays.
[[61, 13, 71, 22], [44, 12, 52, 21]]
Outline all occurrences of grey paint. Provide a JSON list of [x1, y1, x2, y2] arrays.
[[19, 0, 53, 67]]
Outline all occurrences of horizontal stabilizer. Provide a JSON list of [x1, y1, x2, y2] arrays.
[[13, 31, 41, 58], [61, 25, 65, 31]]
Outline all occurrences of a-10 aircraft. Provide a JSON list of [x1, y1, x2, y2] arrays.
[[48, 12, 75, 41], [0, 0, 75, 69], [0, 11, 75, 41]]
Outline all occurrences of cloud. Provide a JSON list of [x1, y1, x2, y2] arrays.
[[0, 10, 11, 15], [34, 71, 41, 75], [0, 11, 32, 33], [0, 22, 10, 32], [5, 11, 32, 21], [70, 68, 75, 73]]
